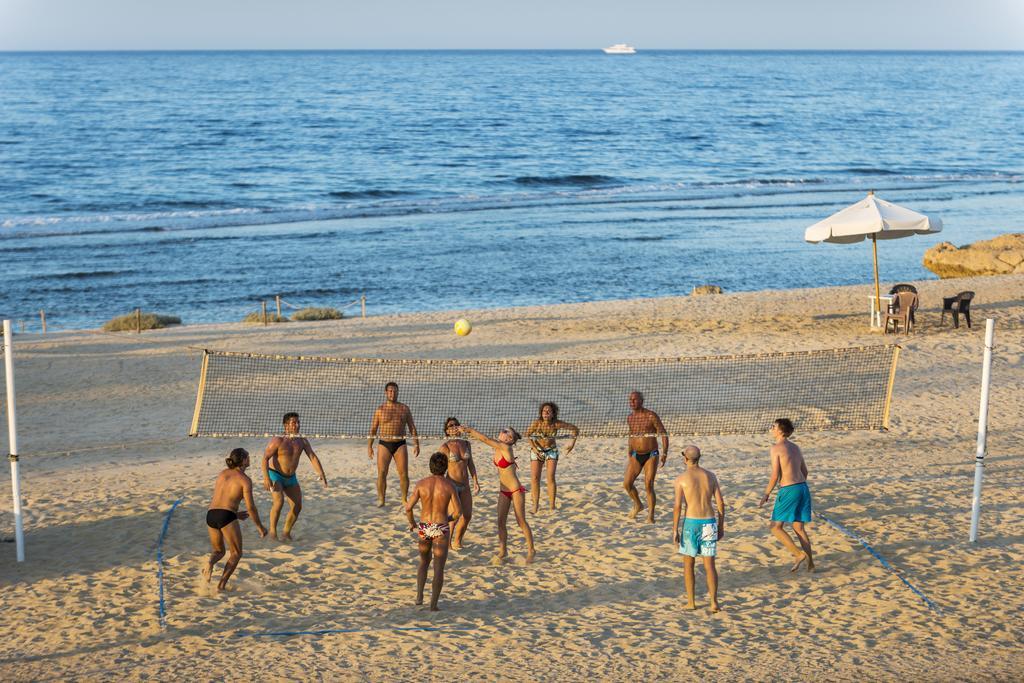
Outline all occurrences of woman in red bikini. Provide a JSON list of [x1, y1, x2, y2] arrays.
[[458, 424, 536, 564]]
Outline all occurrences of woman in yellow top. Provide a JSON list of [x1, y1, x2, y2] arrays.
[[526, 402, 579, 513]]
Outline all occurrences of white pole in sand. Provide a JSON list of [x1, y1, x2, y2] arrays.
[[969, 318, 995, 543], [3, 320, 25, 561]]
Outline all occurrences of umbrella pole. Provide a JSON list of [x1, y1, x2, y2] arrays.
[[872, 235, 881, 327]]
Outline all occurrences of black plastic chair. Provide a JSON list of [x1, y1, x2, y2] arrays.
[[941, 291, 974, 329]]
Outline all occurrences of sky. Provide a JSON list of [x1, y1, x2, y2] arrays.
[[1, 0, 1023, 51]]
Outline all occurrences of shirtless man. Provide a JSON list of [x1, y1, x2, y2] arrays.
[[624, 390, 668, 522], [440, 417, 480, 550], [204, 448, 267, 591], [367, 382, 421, 520], [262, 412, 329, 541], [759, 418, 815, 572], [405, 452, 463, 611], [672, 446, 725, 613]]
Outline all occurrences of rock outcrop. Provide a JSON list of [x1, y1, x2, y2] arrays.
[[691, 285, 723, 296], [923, 233, 1024, 278]]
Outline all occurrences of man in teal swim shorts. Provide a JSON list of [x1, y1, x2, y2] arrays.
[[672, 445, 725, 613], [262, 412, 329, 541], [759, 418, 815, 572]]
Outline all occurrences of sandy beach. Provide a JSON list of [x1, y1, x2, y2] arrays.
[[0, 274, 1022, 681]]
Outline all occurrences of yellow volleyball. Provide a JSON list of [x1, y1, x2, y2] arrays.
[[454, 318, 472, 336]]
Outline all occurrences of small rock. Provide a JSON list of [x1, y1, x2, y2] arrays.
[[691, 285, 723, 296]]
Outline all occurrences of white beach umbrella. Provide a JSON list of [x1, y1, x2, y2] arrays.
[[804, 191, 942, 318]]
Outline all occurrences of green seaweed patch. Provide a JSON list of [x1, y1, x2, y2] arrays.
[[102, 312, 182, 331], [291, 307, 344, 321]]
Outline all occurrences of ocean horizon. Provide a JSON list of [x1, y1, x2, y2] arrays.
[[1, 49, 1021, 329]]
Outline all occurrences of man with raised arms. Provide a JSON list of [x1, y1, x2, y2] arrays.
[[672, 445, 725, 613], [368, 382, 420, 520], [759, 418, 815, 572], [405, 452, 463, 611], [262, 412, 329, 541], [624, 390, 668, 522]]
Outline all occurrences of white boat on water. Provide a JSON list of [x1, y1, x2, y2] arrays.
[[603, 44, 636, 55]]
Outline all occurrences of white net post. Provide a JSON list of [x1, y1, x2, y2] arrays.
[[969, 318, 995, 543], [3, 320, 25, 561]]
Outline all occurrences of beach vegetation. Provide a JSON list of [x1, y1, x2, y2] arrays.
[[102, 312, 182, 331], [242, 311, 289, 324], [291, 307, 344, 321]]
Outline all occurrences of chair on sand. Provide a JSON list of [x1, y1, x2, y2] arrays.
[[888, 284, 919, 325], [883, 290, 918, 334], [941, 291, 975, 329]]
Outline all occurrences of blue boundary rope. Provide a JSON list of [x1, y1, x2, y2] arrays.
[[237, 625, 466, 638], [156, 498, 183, 628], [816, 511, 940, 613]]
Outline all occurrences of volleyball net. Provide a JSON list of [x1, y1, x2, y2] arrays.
[[188, 345, 900, 439]]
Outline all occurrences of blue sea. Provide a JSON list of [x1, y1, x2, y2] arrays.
[[1, 51, 1022, 330]]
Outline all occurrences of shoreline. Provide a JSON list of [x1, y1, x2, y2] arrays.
[[10, 272, 1020, 344]]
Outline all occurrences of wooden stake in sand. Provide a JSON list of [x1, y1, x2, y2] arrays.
[[262, 301, 268, 326], [276, 295, 282, 320], [970, 318, 995, 543], [3, 320, 25, 562], [39, 309, 46, 334], [136, 308, 142, 334], [361, 294, 366, 319]]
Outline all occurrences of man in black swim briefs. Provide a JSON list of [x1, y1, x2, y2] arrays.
[[205, 448, 266, 591], [624, 390, 669, 523], [368, 381, 421, 524]]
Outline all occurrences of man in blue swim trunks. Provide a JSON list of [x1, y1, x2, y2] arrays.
[[759, 418, 815, 572], [624, 391, 668, 523], [262, 412, 329, 541], [672, 445, 725, 613]]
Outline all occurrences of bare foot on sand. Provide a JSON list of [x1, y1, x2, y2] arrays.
[[710, 602, 721, 613], [686, 601, 697, 611], [202, 564, 213, 583], [647, 511, 655, 524], [806, 559, 816, 573], [526, 549, 536, 564], [790, 552, 808, 572], [629, 503, 642, 520]]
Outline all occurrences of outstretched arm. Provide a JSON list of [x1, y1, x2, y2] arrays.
[[367, 409, 380, 460], [242, 477, 267, 537], [559, 420, 580, 455], [459, 425, 502, 450], [760, 451, 781, 507], [406, 408, 420, 457], [304, 440, 328, 488]]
